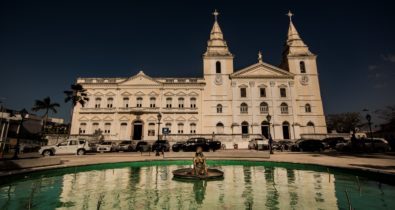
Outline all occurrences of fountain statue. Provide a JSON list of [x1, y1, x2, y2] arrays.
[[172, 147, 224, 180]]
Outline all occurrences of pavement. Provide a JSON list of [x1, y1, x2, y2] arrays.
[[1, 150, 395, 178]]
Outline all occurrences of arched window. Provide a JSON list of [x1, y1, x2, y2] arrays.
[[217, 104, 223, 113], [107, 97, 113, 108], [120, 123, 128, 139], [190, 123, 196, 134], [177, 123, 184, 134], [166, 97, 172, 108], [305, 103, 312, 113], [165, 123, 172, 133], [92, 123, 99, 133], [123, 97, 129, 108], [241, 121, 249, 135], [95, 98, 101, 108], [148, 123, 155, 136], [150, 97, 156, 108], [216, 61, 221, 74], [136, 97, 143, 107], [190, 97, 196, 109], [280, 103, 289, 114], [240, 103, 248, 113], [79, 123, 86, 134], [260, 102, 269, 113], [216, 122, 224, 134], [178, 97, 184, 109], [307, 121, 315, 133], [300, 61, 306, 73], [104, 123, 111, 134]]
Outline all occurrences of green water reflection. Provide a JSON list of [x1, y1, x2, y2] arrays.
[[0, 161, 394, 210]]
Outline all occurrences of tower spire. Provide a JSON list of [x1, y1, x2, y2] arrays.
[[283, 11, 312, 56], [280, 11, 314, 70], [204, 9, 232, 57]]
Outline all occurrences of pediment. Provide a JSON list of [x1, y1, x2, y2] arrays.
[[135, 91, 145, 96], [119, 116, 129, 121], [163, 116, 173, 121], [91, 116, 101, 121], [121, 91, 132, 96], [148, 91, 159, 96], [257, 83, 268, 88], [278, 84, 288, 88], [105, 92, 116, 96], [164, 92, 174, 96], [231, 62, 294, 78], [119, 71, 162, 86], [176, 116, 186, 121], [188, 116, 198, 121], [103, 116, 113, 121], [176, 91, 186, 96], [147, 116, 157, 122], [94, 92, 104, 96], [188, 91, 199, 96], [79, 116, 89, 121]]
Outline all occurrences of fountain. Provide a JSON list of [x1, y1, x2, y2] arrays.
[[172, 147, 224, 180]]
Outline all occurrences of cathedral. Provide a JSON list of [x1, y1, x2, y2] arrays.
[[70, 11, 327, 148]]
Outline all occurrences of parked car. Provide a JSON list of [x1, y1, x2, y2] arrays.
[[276, 140, 294, 151], [176, 138, 221, 152], [135, 141, 152, 152], [172, 141, 186, 152], [207, 139, 222, 151], [248, 138, 269, 150], [336, 138, 391, 152], [118, 140, 135, 152], [39, 139, 93, 156], [292, 139, 324, 152], [97, 141, 118, 152], [322, 137, 347, 150], [152, 140, 170, 152]]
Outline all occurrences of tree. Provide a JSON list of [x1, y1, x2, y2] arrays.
[[326, 112, 362, 133], [64, 84, 89, 135], [31, 96, 60, 133], [375, 105, 395, 132]]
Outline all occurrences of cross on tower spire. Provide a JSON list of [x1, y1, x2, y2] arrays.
[[286, 10, 294, 22], [213, 9, 219, 21]]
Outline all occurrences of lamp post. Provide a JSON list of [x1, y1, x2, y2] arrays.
[[155, 113, 162, 156], [366, 114, 374, 149], [266, 114, 273, 154], [157, 113, 162, 140], [12, 109, 28, 160]]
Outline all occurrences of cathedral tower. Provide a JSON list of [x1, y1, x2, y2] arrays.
[[280, 11, 327, 135]]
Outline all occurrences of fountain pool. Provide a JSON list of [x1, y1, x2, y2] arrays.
[[0, 160, 394, 209]]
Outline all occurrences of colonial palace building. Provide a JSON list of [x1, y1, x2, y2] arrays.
[[70, 11, 327, 148]]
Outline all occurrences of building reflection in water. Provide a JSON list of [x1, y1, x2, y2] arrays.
[[0, 165, 343, 209]]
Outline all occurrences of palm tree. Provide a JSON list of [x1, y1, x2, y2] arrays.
[[64, 84, 89, 135], [31, 97, 60, 133]]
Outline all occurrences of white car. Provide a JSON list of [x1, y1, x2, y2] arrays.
[[39, 139, 92, 156], [97, 142, 118, 152]]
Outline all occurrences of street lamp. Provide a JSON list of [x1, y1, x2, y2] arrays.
[[366, 113, 374, 148], [266, 114, 273, 154], [12, 109, 28, 160], [157, 112, 162, 140]]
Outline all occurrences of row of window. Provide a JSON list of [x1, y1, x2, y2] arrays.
[[90, 97, 197, 109], [239, 87, 287, 98], [215, 103, 311, 114]]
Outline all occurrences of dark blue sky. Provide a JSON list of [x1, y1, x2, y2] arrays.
[[1, 0, 394, 122]]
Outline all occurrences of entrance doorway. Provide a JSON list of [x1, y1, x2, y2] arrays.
[[133, 120, 143, 140], [261, 121, 269, 139], [282, 122, 290, 139]]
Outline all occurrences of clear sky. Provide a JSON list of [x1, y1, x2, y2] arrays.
[[0, 0, 394, 122]]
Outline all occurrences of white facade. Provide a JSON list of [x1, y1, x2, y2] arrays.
[[70, 12, 327, 145]]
